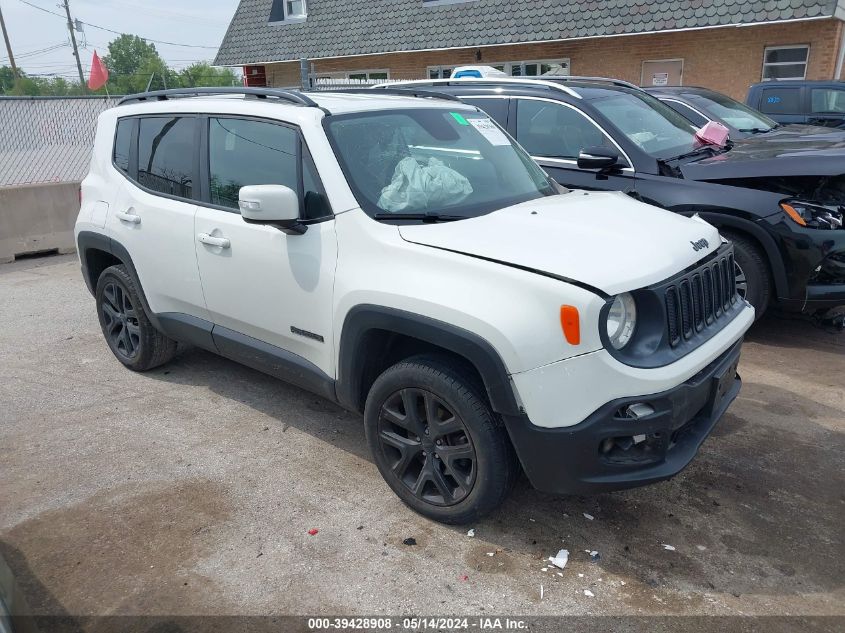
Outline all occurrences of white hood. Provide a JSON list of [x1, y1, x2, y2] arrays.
[[398, 191, 721, 295]]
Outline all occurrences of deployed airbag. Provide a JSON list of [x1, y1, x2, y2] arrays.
[[377, 157, 473, 212]]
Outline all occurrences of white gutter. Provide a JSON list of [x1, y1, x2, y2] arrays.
[[223, 14, 836, 67], [837, 1, 845, 78]]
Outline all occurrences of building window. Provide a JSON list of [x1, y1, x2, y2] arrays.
[[428, 59, 569, 79], [269, 0, 307, 23], [312, 70, 390, 85], [762, 45, 809, 81]]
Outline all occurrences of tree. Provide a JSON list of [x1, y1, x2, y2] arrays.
[[178, 62, 238, 88], [102, 34, 168, 94], [2, 34, 240, 96], [0, 65, 16, 93]]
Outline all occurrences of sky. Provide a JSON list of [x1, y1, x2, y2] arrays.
[[0, 0, 240, 80]]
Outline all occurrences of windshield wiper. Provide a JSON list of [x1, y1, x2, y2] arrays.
[[738, 127, 772, 134], [373, 212, 465, 223], [666, 142, 730, 162]]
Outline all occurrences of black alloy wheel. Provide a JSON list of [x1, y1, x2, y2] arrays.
[[100, 280, 141, 360], [377, 387, 477, 506], [95, 265, 178, 371], [364, 355, 518, 524]]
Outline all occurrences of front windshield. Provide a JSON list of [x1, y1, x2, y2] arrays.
[[694, 91, 778, 132], [591, 91, 701, 159], [325, 108, 557, 218]]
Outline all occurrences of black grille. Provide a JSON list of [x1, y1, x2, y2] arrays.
[[665, 250, 738, 348]]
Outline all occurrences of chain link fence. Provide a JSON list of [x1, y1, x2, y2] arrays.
[[0, 96, 120, 188]]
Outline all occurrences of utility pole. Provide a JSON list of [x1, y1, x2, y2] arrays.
[[0, 2, 19, 83], [62, 0, 86, 91]]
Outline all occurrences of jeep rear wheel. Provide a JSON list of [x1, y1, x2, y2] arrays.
[[95, 265, 177, 371], [364, 356, 518, 524]]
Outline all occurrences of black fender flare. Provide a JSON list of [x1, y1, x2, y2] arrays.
[[76, 230, 163, 331], [336, 305, 521, 417], [695, 212, 788, 299]]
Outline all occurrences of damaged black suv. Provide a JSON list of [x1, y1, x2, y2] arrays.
[[380, 77, 845, 318]]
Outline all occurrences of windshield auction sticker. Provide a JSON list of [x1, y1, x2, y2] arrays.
[[467, 117, 511, 146]]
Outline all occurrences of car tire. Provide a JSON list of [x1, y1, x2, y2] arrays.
[[364, 355, 518, 525], [723, 231, 770, 319], [95, 265, 177, 371]]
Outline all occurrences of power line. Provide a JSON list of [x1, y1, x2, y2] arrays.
[[17, 0, 220, 49]]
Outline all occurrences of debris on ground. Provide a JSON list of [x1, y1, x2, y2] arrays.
[[467, 529, 475, 537], [584, 589, 595, 597], [459, 575, 469, 582], [403, 537, 417, 546], [588, 550, 601, 562], [356, 525, 364, 530], [662, 544, 676, 551], [307, 528, 319, 536], [549, 549, 569, 570], [696, 545, 707, 551], [583, 513, 595, 520], [541, 567, 548, 572], [540, 584, 544, 600], [486, 552, 495, 557]]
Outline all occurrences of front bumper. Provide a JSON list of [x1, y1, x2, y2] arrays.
[[503, 339, 742, 495], [767, 217, 845, 311]]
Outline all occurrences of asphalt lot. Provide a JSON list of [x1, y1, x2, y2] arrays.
[[1, 254, 843, 621]]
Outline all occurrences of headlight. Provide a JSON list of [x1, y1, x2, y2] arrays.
[[780, 200, 843, 230], [606, 293, 637, 350]]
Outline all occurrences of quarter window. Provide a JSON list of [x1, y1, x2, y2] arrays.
[[208, 118, 298, 211], [762, 45, 809, 80], [113, 118, 132, 174], [138, 117, 195, 199], [462, 98, 509, 127], [811, 88, 845, 113], [516, 100, 615, 160]]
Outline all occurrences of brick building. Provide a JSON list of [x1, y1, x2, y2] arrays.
[[215, 0, 845, 101]]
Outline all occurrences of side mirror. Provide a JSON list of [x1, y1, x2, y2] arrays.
[[238, 184, 306, 235], [577, 146, 620, 171]]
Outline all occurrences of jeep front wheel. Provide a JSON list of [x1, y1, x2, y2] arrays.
[[364, 356, 518, 524]]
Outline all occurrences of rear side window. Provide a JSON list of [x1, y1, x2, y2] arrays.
[[758, 88, 802, 114], [811, 88, 845, 113], [662, 100, 709, 127], [138, 117, 196, 199], [113, 119, 132, 174], [208, 117, 298, 210], [462, 98, 509, 127]]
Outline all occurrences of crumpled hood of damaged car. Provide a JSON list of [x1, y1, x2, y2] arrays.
[[681, 131, 845, 180], [398, 191, 721, 296]]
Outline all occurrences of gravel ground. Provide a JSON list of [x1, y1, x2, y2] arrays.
[[0, 254, 843, 622]]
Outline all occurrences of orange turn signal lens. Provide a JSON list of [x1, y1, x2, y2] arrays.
[[780, 203, 807, 227], [560, 305, 580, 345]]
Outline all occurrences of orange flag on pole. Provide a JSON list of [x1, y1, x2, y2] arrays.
[[88, 51, 109, 91]]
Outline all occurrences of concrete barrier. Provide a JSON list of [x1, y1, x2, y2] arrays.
[[0, 182, 80, 263]]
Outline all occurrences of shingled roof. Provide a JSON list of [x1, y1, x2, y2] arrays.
[[215, 0, 841, 66]]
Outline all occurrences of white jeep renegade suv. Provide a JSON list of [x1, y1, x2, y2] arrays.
[[75, 87, 754, 524]]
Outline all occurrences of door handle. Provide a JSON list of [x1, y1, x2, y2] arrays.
[[197, 233, 231, 249], [115, 210, 141, 224]]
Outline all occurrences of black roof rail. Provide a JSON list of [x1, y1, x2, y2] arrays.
[[317, 87, 462, 103], [118, 87, 325, 110]]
